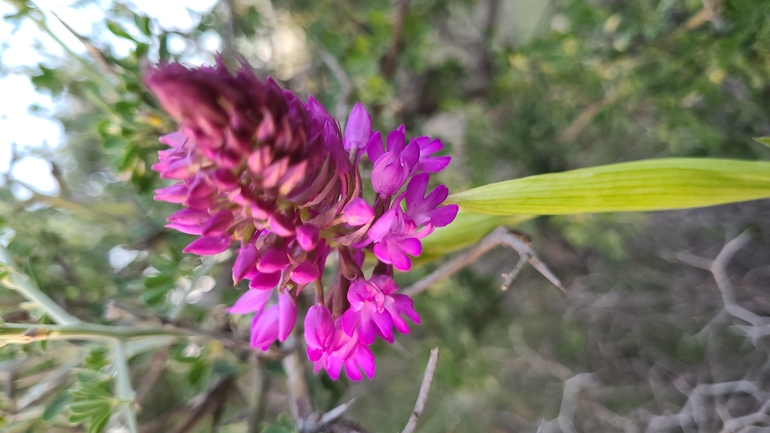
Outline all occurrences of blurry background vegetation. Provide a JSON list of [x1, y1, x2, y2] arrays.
[[1, 0, 770, 432]]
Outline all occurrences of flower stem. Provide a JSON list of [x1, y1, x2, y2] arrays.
[[0, 323, 194, 344]]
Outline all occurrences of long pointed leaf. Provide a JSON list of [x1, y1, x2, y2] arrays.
[[448, 158, 770, 215]]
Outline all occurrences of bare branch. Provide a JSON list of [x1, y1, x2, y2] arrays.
[[281, 335, 313, 432], [402, 227, 565, 297], [401, 347, 439, 433], [311, 399, 356, 433]]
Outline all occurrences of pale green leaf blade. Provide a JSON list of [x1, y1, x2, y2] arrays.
[[447, 158, 770, 216], [754, 137, 770, 147], [419, 212, 534, 262]]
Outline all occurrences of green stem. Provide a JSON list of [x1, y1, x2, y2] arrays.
[[112, 340, 138, 433], [0, 247, 82, 326], [0, 323, 194, 344]]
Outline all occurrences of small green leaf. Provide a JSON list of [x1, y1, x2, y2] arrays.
[[134, 42, 149, 60], [448, 158, 770, 215], [106, 21, 135, 41], [43, 393, 72, 421], [188, 361, 206, 385], [754, 137, 770, 147], [159, 33, 169, 60], [87, 408, 111, 433], [140, 285, 170, 305], [144, 274, 173, 288], [68, 400, 109, 415], [134, 14, 152, 36], [103, 136, 127, 149]]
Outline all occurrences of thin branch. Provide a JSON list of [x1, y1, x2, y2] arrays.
[[0, 323, 197, 344], [247, 357, 270, 433], [402, 227, 565, 297], [558, 90, 618, 144], [113, 339, 139, 433], [557, 373, 594, 433], [171, 376, 235, 433], [381, 0, 410, 80], [311, 399, 357, 433], [281, 335, 313, 432], [401, 347, 439, 433]]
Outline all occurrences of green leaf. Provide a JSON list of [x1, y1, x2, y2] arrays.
[[43, 393, 72, 421], [134, 14, 152, 36], [106, 21, 135, 41], [134, 42, 149, 60], [187, 360, 206, 385], [87, 408, 111, 433], [68, 400, 109, 415], [144, 274, 173, 288], [419, 212, 534, 262], [754, 137, 770, 147], [448, 158, 770, 215], [140, 285, 170, 305], [103, 136, 127, 149]]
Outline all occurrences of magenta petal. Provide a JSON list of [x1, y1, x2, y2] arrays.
[[405, 173, 430, 208], [290, 261, 319, 284], [341, 309, 358, 338], [213, 169, 240, 189], [365, 131, 384, 163], [357, 345, 376, 379], [344, 102, 372, 152], [388, 246, 412, 272], [419, 155, 451, 173], [258, 249, 290, 273], [269, 213, 295, 237], [233, 242, 259, 283], [400, 237, 422, 256], [307, 347, 323, 362], [250, 306, 279, 350], [248, 271, 281, 290], [278, 291, 297, 341], [373, 242, 392, 266], [227, 289, 272, 314], [343, 198, 374, 226], [368, 209, 396, 241], [202, 210, 234, 236], [167, 209, 209, 224], [345, 358, 363, 381], [304, 305, 335, 350], [165, 222, 203, 235], [160, 157, 197, 179], [429, 204, 459, 227], [183, 235, 231, 255], [386, 129, 405, 153], [154, 184, 188, 203], [393, 294, 421, 324], [295, 224, 319, 251], [372, 310, 394, 343], [159, 132, 187, 147], [326, 353, 343, 380], [188, 176, 216, 198], [371, 154, 409, 196]]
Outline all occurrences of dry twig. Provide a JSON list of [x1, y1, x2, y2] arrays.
[[402, 227, 565, 297], [401, 347, 440, 433]]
